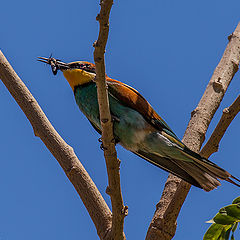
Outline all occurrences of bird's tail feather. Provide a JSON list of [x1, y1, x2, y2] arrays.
[[231, 175, 240, 184], [181, 148, 230, 179], [135, 149, 240, 191], [225, 176, 240, 188], [180, 147, 240, 191], [135, 150, 202, 188], [172, 159, 221, 191]]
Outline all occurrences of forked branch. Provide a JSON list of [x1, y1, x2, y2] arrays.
[[201, 94, 240, 158], [146, 22, 240, 240]]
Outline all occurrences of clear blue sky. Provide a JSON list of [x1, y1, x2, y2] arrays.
[[1, 0, 240, 239]]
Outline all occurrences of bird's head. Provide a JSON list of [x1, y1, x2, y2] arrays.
[[38, 56, 96, 90]]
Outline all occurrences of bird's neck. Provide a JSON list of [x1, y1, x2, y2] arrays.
[[63, 69, 95, 91]]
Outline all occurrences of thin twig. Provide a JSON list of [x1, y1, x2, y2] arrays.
[[93, 1, 126, 240], [146, 22, 240, 240], [201, 94, 240, 158], [0, 50, 112, 240]]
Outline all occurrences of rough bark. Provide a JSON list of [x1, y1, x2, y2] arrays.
[[201, 94, 240, 158], [93, 1, 126, 240], [146, 22, 240, 240]]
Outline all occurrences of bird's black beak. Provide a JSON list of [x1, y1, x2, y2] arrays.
[[37, 56, 69, 75]]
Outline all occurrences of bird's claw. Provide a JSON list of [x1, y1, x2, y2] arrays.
[[112, 115, 120, 123], [100, 143, 107, 151], [112, 137, 120, 145]]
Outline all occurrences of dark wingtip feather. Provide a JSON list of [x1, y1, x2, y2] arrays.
[[134, 150, 202, 189], [231, 175, 240, 183], [225, 176, 240, 187]]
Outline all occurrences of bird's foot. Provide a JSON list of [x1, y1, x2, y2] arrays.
[[100, 143, 107, 151], [112, 115, 120, 123], [112, 137, 120, 145]]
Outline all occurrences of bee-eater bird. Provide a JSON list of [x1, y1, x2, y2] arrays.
[[38, 56, 240, 192]]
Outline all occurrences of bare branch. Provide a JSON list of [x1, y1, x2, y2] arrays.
[[93, 1, 126, 240], [0, 50, 112, 240], [146, 22, 240, 240], [201, 94, 240, 158]]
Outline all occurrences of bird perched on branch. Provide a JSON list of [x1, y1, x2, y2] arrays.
[[38, 56, 240, 191]]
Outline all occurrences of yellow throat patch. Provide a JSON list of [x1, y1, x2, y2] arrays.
[[63, 69, 95, 90]]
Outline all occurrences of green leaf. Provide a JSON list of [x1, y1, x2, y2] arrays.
[[224, 226, 232, 240], [220, 225, 232, 240], [232, 222, 238, 233], [223, 204, 240, 220], [204, 197, 240, 240], [203, 224, 225, 240], [217, 230, 226, 240], [232, 197, 240, 204], [213, 213, 237, 225]]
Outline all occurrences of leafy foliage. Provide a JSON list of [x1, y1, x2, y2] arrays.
[[204, 197, 240, 240]]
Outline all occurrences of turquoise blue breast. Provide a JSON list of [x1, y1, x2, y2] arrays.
[[74, 83, 147, 149]]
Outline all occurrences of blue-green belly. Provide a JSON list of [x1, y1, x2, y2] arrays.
[[74, 83, 190, 161], [74, 83, 147, 150]]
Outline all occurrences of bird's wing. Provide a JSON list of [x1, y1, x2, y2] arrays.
[[87, 117, 102, 134], [106, 78, 183, 146], [135, 147, 236, 191], [135, 149, 202, 188], [99, 78, 240, 191]]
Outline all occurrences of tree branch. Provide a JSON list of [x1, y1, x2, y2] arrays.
[[93, 1, 126, 240], [146, 22, 240, 240], [0, 50, 112, 240], [201, 94, 240, 158]]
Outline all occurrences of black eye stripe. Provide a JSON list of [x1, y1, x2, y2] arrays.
[[69, 63, 96, 73]]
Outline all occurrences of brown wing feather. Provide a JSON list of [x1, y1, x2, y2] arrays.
[[106, 77, 166, 130], [106, 77, 183, 146]]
